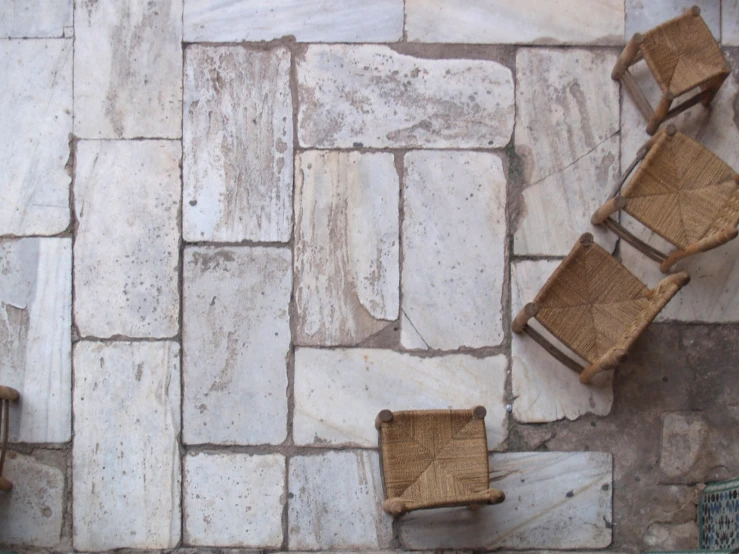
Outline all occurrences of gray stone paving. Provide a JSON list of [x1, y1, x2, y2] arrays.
[[1, 0, 739, 551]]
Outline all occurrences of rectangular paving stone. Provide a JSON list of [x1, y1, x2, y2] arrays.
[[74, 0, 182, 138], [294, 151, 399, 346], [407, 0, 623, 44], [288, 450, 392, 550], [0, 450, 65, 547], [724, 0, 739, 45], [74, 140, 180, 338], [0, 39, 72, 235], [183, 246, 291, 445], [183, 45, 292, 243], [73, 341, 181, 550], [184, 452, 285, 547], [0, 238, 71, 443], [298, 45, 514, 149], [0, 0, 72, 37], [513, 48, 619, 256], [626, 0, 720, 40], [511, 260, 614, 423], [294, 348, 508, 449], [184, 0, 403, 42], [402, 151, 506, 350], [399, 452, 613, 549]]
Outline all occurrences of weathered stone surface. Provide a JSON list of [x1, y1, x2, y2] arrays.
[[73, 341, 181, 550], [298, 45, 514, 149], [184, 0, 403, 42], [660, 412, 708, 479], [514, 48, 619, 256], [0, 0, 72, 37], [626, 0, 720, 40], [184, 452, 285, 547], [406, 0, 623, 44], [399, 452, 613, 549], [0, 39, 71, 235], [511, 260, 614, 423], [643, 521, 699, 550], [402, 151, 506, 349], [183, 246, 291, 445], [293, 348, 508, 449], [0, 238, 71, 443], [74, 140, 180, 338], [74, 0, 182, 138], [294, 151, 398, 346], [0, 451, 65, 547], [183, 46, 292, 243], [288, 450, 392, 550], [724, 0, 739, 45]]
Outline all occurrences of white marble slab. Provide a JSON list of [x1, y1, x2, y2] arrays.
[[183, 246, 291, 445], [288, 450, 393, 550], [293, 348, 508, 449], [406, 0, 624, 44], [511, 260, 614, 423], [626, 0, 720, 40], [724, 0, 739, 45], [402, 151, 506, 349], [184, 0, 403, 42], [73, 341, 181, 550], [514, 48, 619, 256], [0, 39, 72, 235], [298, 45, 514, 149], [0, 451, 65, 547], [0, 0, 72, 37], [294, 151, 399, 346], [0, 238, 71, 443], [74, 140, 180, 338], [399, 452, 613, 549], [74, 0, 182, 138], [184, 452, 285, 547], [183, 45, 292, 243]]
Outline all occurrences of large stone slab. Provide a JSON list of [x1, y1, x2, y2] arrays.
[[660, 412, 708, 479], [0, 0, 72, 37], [399, 452, 613, 549], [406, 0, 623, 44], [0, 450, 65, 547], [513, 48, 619, 256], [298, 45, 514, 149], [0, 39, 72, 235], [625, 0, 720, 40], [74, 0, 182, 138], [184, 452, 285, 547], [183, 45, 292, 243], [74, 140, 180, 338], [0, 238, 71, 443], [184, 0, 403, 42], [183, 246, 291, 445], [402, 151, 506, 349], [293, 348, 508, 449], [294, 151, 399, 346], [288, 450, 392, 550], [724, 0, 739, 45], [73, 341, 181, 550], [511, 260, 614, 423]]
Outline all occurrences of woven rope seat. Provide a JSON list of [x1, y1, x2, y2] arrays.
[[512, 234, 689, 384], [376, 407, 504, 516]]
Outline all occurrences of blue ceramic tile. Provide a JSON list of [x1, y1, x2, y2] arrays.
[[700, 478, 739, 550]]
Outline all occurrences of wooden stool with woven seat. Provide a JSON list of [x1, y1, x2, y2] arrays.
[[0, 385, 20, 492], [592, 125, 739, 273], [376, 407, 505, 516], [613, 6, 731, 135], [512, 234, 689, 384]]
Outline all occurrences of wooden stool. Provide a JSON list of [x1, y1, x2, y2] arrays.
[[613, 6, 730, 135], [376, 407, 505, 515], [0, 385, 19, 492], [592, 126, 739, 273], [512, 234, 689, 384]]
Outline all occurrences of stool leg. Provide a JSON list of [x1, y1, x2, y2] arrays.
[[612, 33, 642, 80], [646, 92, 673, 135]]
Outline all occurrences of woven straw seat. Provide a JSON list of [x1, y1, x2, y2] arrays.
[[0, 385, 19, 492], [592, 126, 739, 272], [612, 6, 730, 135], [512, 234, 689, 384], [376, 407, 505, 515]]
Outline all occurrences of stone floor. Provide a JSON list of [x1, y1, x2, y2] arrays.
[[1, 0, 739, 552]]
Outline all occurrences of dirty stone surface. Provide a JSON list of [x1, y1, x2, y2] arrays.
[[1, 1, 739, 552]]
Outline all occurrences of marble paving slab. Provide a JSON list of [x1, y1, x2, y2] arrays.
[[724, 0, 739, 45], [0, 0, 72, 37]]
